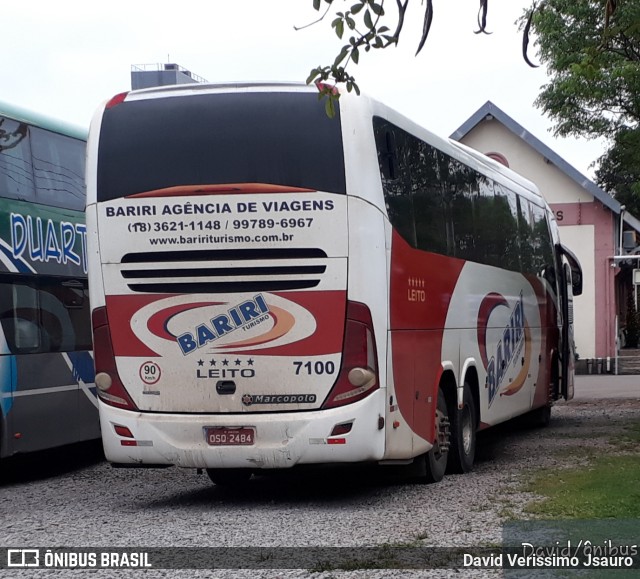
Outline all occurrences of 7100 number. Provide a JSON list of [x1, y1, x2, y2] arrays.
[[293, 361, 336, 375]]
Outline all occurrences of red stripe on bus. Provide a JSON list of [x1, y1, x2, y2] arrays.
[[126, 183, 316, 198]]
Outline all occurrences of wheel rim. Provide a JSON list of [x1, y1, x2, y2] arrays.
[[434, 408, 450, 460], [461, 406, 473, 455]]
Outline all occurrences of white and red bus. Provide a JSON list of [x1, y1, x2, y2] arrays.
[[86, 83, 582, 485]]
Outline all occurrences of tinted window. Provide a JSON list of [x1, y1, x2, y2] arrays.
[[97, 91, 346, 200], [479, 183, 520, 270], [0, 278, 91, 354], [526, 200, 557, 287], [373, 117, 524, 272], [378, 128, 417, 246], [31, 127, 86, 210], [0, 117, 85, 210], [0, 116, 34, 201]]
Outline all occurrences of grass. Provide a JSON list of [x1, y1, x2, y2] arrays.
[[523, 431, 640, 519], [615, 421, 640, 450]]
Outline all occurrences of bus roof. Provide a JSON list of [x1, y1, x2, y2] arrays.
[[0, 99, 87, 141]]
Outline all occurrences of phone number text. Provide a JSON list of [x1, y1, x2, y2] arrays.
[[128, 218, 314, 233]]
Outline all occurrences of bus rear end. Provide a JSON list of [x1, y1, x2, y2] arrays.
[[86, 84, 386, 476]]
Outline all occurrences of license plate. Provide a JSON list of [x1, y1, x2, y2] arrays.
[[205, 427, 255, 446]]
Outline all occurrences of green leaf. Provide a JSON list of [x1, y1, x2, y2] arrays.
[[333, 45, 350, 66], [306, 68, 320, 85], [364, 8, 373, 29], [371, 2, 384, 16], [352, 46, 360, 64], [325, 96, 336, 118], [351, 2, 364, 15], [313, 0, 321, 11]]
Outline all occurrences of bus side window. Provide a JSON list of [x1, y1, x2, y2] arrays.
[[378, 130, 398, 180], [522, 200, 557, 291], [0, 117, 35, 202], [374, 119, 417, 247], [30, 126, 86, 211], [481, 184, 520, 271], [42, 280, 92, 352], [0, 280, 91, 354], [12, 284, 41, 352]]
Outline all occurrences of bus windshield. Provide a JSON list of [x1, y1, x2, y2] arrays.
[[97, 91, 346, 201]]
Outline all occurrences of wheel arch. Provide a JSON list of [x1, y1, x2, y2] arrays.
[[438, 367, 457, 419], [461, 363, 481, 428]]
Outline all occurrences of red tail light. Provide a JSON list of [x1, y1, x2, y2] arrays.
[[92, 307, 138, 411], [322, 301, 379, 409], [105, 92, 129, 109]]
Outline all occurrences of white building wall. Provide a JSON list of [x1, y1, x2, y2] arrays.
[[558, 225, 596, 359]]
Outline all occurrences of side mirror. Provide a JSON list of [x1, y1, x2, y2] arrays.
[[558, 244, 583, 296]]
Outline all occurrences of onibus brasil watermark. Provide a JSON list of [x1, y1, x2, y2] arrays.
[[2, 543, 639, 570], [5, 549, 151, 569]]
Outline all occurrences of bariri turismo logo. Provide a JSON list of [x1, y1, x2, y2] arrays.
[[130, 293, 317, 356], [477, 291, 532, 407], [176, 294, 270, 354]]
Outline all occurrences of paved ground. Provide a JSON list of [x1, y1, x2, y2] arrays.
[[574, 373, 640, 399]]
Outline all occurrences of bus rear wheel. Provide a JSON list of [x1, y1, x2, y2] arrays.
[[447, 382, 477, 474], [206, 468, 253, 486], [423, 388, 450, 483]]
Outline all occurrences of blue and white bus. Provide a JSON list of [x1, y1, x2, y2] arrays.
[[0, 101, 98, 458]]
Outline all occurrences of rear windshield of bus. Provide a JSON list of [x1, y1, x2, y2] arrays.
[[96, 91, 346, 201]]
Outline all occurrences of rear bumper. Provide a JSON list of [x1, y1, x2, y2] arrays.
[[99, 390, 386, 469]]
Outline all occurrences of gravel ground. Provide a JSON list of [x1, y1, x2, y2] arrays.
[[1, 398, 638, 578]]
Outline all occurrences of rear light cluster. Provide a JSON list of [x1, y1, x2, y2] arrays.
[[92, 307, 138, 411], [321, 301, 379, 409], [105, 92, 128, 109]]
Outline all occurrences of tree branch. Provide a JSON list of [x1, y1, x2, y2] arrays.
[[474, 0, 491, 35], [294, 2, 334, 31]]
